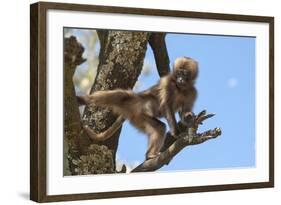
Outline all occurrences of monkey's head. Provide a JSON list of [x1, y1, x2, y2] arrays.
[[173, 57, 198, 88]]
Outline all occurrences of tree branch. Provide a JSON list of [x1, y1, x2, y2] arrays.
[[148, 33, 170, 77], [96, 30, 108, 62], [63, 36, 88, 175], [131, 110, 222, 173]]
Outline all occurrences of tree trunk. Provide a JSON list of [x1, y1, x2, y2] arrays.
[[81, 31, 150, 172], [63, 36, 87, 175]]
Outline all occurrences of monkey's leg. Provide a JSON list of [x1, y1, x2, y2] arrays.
[[142, 117, 166, 159], [129, 115, 166, 159]]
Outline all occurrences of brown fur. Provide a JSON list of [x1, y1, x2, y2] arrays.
[[79, 57, 198, 159]]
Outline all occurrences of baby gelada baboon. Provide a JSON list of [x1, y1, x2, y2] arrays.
[[78, 57, 198, 159]]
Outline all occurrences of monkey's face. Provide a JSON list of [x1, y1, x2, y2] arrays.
[[173, 57, 198, 88], [174, 69, 191, 86]]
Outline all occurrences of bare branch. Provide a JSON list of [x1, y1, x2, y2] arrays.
[[148, 33, 170, 77], [192, 128, 222, 144], [96, 30, 108, 62], [196, 110, 207, 122], [196, 112, 215, 125], [131, 111, 222, 173]]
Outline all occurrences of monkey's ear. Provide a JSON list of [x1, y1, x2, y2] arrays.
[[76, 95, 91, 106]]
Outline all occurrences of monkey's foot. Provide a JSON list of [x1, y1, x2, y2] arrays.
[[76, 95, 91, 105]]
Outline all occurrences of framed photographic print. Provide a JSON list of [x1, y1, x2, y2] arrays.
[[30, 1, 274, 202]]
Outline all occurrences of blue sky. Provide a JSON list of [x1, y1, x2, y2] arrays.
[[117, 33, 256, 171], [65, 29, 256, 172]]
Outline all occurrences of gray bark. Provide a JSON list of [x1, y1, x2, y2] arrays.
[[63, 36, 87, 175]]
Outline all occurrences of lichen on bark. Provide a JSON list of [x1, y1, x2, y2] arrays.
[[63, 36, 86, 175], [72, 144, 114, 175], [64, 36, 117, 175]]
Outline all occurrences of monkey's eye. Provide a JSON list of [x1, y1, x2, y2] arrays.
[[178, 70, 189, 78], [184, 70, 192, 78], [175, 70, 182, 76]]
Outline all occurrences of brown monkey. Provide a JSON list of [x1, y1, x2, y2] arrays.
[[79, 57, 198, 159]]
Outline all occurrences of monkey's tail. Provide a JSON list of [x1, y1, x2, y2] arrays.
[[83, 116, 125, 141], [77, 89, 138, 141]]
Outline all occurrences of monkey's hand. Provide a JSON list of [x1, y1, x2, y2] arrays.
[[181, 112, 196, 127], [183, 111, 195, 122]]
